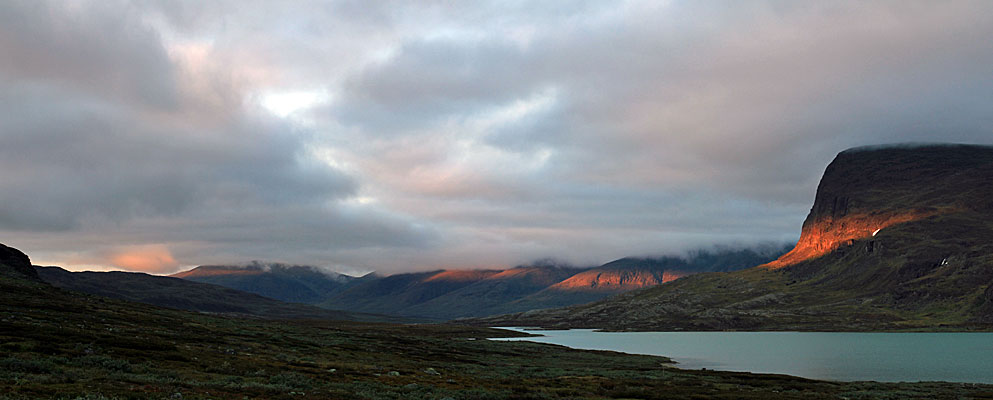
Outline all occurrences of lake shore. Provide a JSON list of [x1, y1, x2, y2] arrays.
[[491, 327, 993, 384]]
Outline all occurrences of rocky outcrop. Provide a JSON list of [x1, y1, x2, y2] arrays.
[[0, 242, 41, 281]]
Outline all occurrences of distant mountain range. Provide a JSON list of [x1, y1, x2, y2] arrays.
[[171, 247, 789, 320], [35, 266, 411, 323], [471, 144, 993, 331]]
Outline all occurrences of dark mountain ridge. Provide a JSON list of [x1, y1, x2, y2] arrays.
[[471, 144, 993, 330], [34, 266, 410, 322], [373, 265, 585, 320], [171, 262, 364, 304]]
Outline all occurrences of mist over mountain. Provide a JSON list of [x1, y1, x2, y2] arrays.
[[169, 246, 788, 319], [171, 262, 366, 304]]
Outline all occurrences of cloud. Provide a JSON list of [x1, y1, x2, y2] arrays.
[[109, 244, 179, 274], [0, 0, 178, 108], [0, 0, 435, 273], [2, 1, 993, 274]]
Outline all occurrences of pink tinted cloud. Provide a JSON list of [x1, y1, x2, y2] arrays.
[[108, 244, 181, 274]]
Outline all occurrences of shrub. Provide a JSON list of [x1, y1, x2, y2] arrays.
[[0, 356, 62, 374], [75, 355, 133, 373], [268, 372, 313, 390]]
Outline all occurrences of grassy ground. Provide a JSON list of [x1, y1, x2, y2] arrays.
[[4, 276, 993, 399]]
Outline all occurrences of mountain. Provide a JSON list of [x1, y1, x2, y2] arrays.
[[317, 249, 786, 320], [318, 269, 506, 318], [36, 266, 410, 322], [386, 264, 584, 320], [504, 246, 791, 312], [470, 144, 993, 331], [170, 262, 364, 304], [169, 252, 785, 320], [547, 247, 788, 294]]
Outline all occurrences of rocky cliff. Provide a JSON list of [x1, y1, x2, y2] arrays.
[[0, 242, 40, 281], [763, 144, 989, 269]]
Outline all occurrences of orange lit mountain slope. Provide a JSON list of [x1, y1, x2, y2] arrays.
[[548, 268, 685, 291]]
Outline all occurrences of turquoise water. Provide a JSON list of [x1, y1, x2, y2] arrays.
[[492, 328, 993, 383]]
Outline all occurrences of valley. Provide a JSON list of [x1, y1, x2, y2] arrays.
[[4, 242, 993, 399]]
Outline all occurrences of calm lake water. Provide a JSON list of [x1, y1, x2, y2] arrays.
[[492, 328, 993, 383]]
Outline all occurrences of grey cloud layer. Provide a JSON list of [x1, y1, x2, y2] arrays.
[[315, 1, 993, 269], [0, 1, 434, 272], [2, 1, 992, 273]]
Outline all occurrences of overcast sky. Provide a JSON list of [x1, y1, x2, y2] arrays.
[[2, 1, 992, 275]]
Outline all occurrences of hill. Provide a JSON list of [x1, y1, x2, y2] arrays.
[[5, 243, 991, 398], [318, 269, 506, 318], [171, 262, 365, 304], [0, 243, 40, 282], [36, 266, 410, 323], [470, 144, 993, 331], [385, 264, 584, 320]]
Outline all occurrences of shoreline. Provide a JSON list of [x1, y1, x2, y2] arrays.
[[486, 327, 993, 385]]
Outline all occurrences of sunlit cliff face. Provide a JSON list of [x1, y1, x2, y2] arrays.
[[761, 210, 938, 269], [758, 145, 993, 270]]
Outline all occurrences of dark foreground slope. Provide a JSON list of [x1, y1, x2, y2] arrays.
[[36, 266, 408, 323], [472, 144, 993, 331], [4, 243, 993, 399]]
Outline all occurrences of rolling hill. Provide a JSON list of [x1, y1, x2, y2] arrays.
[[364, 264, 584, 320], [470, 144, 993, 331], [36, 266, 409, 322]]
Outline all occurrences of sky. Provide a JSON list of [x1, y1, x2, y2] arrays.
[[2, 1, 992, 275]]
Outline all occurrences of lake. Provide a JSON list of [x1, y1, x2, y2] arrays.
[[492, 328, 993, 383]]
